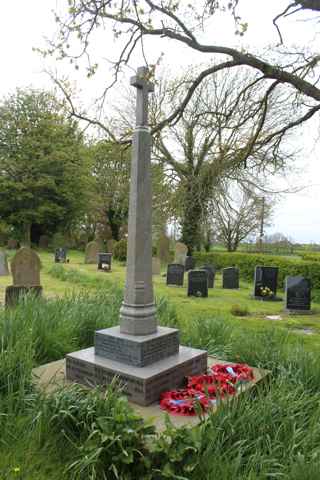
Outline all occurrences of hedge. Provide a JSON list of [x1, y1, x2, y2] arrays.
[[194, 251, 320, 289]]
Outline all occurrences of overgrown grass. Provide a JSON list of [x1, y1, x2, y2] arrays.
[[1, 284, 320, 478]]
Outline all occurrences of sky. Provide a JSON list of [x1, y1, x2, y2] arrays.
[[1, 0, 320, 243]]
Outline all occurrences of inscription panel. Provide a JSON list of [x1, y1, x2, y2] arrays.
[[66, 348, 207, 406], [95, 330, 180, 367]]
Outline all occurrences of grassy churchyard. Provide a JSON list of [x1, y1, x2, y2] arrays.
[[1, 249, 320, 478]]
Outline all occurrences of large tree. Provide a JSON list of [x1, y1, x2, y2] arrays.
[[47, 0, 320, 141], [0, 88, 89, 245], [149, 70, 292, 253]]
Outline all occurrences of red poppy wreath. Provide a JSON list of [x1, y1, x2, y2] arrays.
[[160, 363, 254, 416]]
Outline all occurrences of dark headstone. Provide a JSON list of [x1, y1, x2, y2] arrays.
[[98, 252, 112, 271], [254, 266, 278, 298], [55, 248, 67, 263], [188, 270, 208, 298], [201, 265, 215, 288], [185, 256, 196, 271], [166, 264, 184, 286], [223, 267, 239, 289], [285, 276, 311, 312]]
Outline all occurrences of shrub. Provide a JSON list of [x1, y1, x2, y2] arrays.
[[113, 238, 127, 261], [194, 251, 320, 289], [230, 304, 249, 317]]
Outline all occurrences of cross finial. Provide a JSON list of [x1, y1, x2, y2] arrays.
[[130, 66, 154, 126]]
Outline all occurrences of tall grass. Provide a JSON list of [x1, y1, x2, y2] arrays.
[[0, 290, 320, 479]]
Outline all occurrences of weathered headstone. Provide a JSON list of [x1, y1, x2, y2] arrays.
[[223, 267, 239, 289], [285, 276, 311, 312], [166, 263, 184, 286], [5, 247, 42, 306], [152, 257, 161, 275], [39, 235, 50, 249], [158, 234, 170, 264], [185, 256, 196, 271], [65, 66, 207, 406], [174, 242, 188, 266], [107, 239, 117, 253], [201, 265, 215, 288], [85, 241, 100, 264], [54, 248, 67, 263], [7, 239, 18, 250], [98, 252, 112, 272], [0, 250, 9, 276], [188, 270, 208, 298]]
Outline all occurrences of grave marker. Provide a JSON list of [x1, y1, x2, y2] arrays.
[[188, 270, 208, 298], [174, 242, 188, 266], [0, 250, 9, 276], [98, 252, 112, 272], [201, 265, 215, 288], [85, 241, 100, 264], [223, 267, 239, 289], [253, 266, 278, 299], [152, 257, 161, 275], [285, 276, 311, 312], [55, 248, 67, 263], [158, 234, 170, 264], [166, 264, 184, 286], [5, 247, 42, 306], [185, 256, 196, 271]]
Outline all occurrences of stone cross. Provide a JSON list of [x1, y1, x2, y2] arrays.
[[130, 66, 154, 126], [119, 66, 157, 336]]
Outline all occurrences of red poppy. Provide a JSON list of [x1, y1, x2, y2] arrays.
[[159, 363, 254, 416]]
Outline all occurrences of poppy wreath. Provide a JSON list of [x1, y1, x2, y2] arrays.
[[159, 363, 254, 416]]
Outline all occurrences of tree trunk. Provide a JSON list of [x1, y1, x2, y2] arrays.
[[181, 185, 203, 255], [23, 223, 31, 247]]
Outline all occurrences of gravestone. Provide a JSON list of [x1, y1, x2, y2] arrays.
[[54, 248, 67, 263], [188, 270, 208, 298], [5, 247, 42, 306], [253, 266, 278, 299], [85, 241, 100, 264], [0, 250, 9, 276], [65, 66, 207, 406], [39, 235, 50, 249], [7, 239, 18, 250], [201, 265, 215, 288], [185, 256, 196, 271], [285, 276, 311, 313], [166, 264, 184, 286], [174, 242, 188, 266], [152, 257, 161, 275], [107, 239, 117, 253], [158, 234, 170, 264], [98, 253, 112, 272], [223, 267, 239, 289]]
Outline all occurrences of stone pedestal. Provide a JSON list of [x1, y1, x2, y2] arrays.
[[66, 345, 207, 406]]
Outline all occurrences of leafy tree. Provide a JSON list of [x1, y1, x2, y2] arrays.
[[88, 140, 130, 241], [151, 70, 292, 253], [0, 88, 89, 245]]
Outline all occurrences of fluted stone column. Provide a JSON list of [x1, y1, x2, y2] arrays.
[[119, 66, 157, 335]]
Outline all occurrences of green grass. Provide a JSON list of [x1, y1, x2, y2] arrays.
[[1, 249, 320, 478]]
